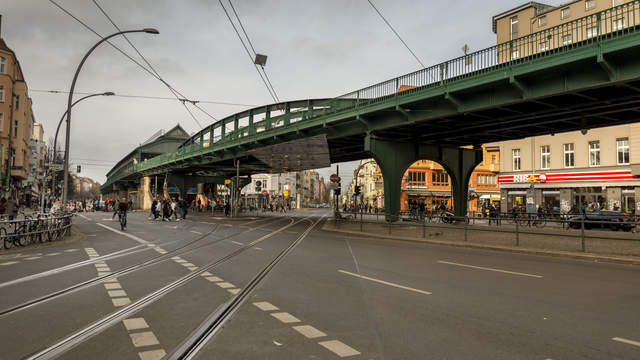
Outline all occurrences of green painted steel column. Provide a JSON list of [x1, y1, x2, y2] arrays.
[[364, 134, 416, 222], [265, 105, 271, 130], [248, 110, 254, 135], [284, 102, 291, 126]]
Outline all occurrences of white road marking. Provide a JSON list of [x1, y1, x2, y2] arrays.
[[0, 261, 18, 266], [200, 271, 213, 277], [138, 349, 166, 360], [227, 288, 240, 295], [112, 297, 131, 307], [174, 259, 187, 263], [613, 337, 640, 347], [437, 260, 543, 278], [205, 276, 223, 282], [271, 312, 301, 324], [97, 272, 112, 277], [46, 252, 61, 256], [129, 331, 160, 347], [123, 318, 149, 331], [254, 247, 263, 250], [216, 282, 235, 289], [182, 262, 195, 267], [293, 325, 327, 339], [171, 257, 181, 260], [253, 301, 279, 311], [87, 235, 97, 237], [231, 241, 244, 246], [318, 340, 361, 357], [338, 270, 432, 295], [186, 266, 198, 271], [25, 256, 41, 260], [190, 230, 203, 235], [77, 214, 91, 220], [64, 249, 79, 252], [104, 283, 122, 290], [154, 249, 167, 254], [108, 290, 127, 298], [97, 223, 149, 245]]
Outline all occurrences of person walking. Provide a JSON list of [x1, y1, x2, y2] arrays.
[[112, 199, 120, 220], [150, 198, 158, 219], [155, 199, 162, 220]]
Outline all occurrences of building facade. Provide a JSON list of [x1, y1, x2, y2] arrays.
[[243, 172, 297, 209], [0, 28, 34, 199], [27, 123, 45, 205]]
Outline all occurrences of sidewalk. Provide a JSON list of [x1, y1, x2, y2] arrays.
[[322, 220, 640, 266]]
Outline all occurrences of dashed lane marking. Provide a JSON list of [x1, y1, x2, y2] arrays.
[[613, 337, 640, 348], [25, 256, 41, 260], [46, 252, 61, 256], [293, 325, 327, 339], [108, 290, 128, 297], [318, 340, 361, 357], [104, 283, 122, 290], [137, 349, 166, 360], [112, 297, 131, 307], [189, 230, 203, 235], [122, 318, 149, 331], [339, 269, 432, 295], [205, 276, 223, 282], [0, 261, 18, 266], [216, 282, 235, 289], [64, 249, 79, 252], [253, 302, 279, 311], [271, 312, 301, 324], [231, 241, 244, 246], [96, 223, 150, 245], [129, 331, 160, 347], [437, 260, 543, 278]]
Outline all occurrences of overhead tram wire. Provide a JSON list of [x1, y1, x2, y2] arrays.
[[48, 0, 214, 129], [92, 0, 208, 128], [365, 0, 425, 68], [218, 0, 280, 104], [227, 0, 280, 103], [30, 89, 256, 107]]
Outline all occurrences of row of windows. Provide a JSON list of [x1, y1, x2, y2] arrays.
[[0, 56, 4, 74], [512, 138, 630, 170], [477, 174, 498, 185]]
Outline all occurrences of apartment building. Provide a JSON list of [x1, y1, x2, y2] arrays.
[[492, 1, 640, 214], [0, 20, 34, 197], [27, 123, 46, 205]]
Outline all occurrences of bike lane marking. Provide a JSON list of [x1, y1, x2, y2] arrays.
[[83, 247, 167, 360], [437, 260, 543, 278]]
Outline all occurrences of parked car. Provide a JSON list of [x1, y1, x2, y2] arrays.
[[567, 211, 635, 231]]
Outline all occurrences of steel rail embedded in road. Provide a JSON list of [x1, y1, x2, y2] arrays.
[[24, 215, 309, 360], [0, 216, 284, 318], [169, 215, 325, 360]]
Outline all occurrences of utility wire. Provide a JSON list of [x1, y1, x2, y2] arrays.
[[218, 0, 280, 104], [365, 0, 425, 68], [92, 0, 205, 128], [31, 89, 256, 107], [227, 0, 280, 103]]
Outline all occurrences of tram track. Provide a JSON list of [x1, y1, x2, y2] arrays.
[[0, 216, 290, 318], [23, 215, 313, 360]]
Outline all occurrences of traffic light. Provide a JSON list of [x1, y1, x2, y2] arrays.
[[77, 165, 81, 173], [354, 186, 361, 196]]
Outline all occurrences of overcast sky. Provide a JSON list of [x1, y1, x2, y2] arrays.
[[2, 0, 567, 185]]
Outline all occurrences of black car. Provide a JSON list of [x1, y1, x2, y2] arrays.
[[568, 211, 635, 231]]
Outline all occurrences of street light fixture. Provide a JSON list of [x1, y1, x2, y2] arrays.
[[61, 28, 159, 205], [50, 91, 115, 200]]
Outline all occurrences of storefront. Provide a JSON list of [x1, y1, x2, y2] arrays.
[[499, 170, 640, 214]]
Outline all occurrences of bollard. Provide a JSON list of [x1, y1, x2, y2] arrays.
[[581, 218, 585, 252], [515, 219, 520, 246]]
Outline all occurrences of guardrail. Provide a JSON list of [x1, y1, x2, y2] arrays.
[[1, 213, 74, 250], [330, 212, 640, 256]]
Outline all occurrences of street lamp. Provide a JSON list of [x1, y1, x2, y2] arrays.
[[61, 28, 159, 205], [50, 91, 115, 200]]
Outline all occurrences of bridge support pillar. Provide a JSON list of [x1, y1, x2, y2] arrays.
[[365, 134, 482, 222]]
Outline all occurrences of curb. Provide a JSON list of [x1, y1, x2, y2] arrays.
[[321, 225, 640, 266]]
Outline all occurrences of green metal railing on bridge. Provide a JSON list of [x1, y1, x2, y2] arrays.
[[102, 1, 640, 192]]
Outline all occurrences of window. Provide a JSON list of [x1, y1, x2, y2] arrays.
[[510, 16, 519, 40], [0, 113, 2, 132], [585, 0, 596, 10], [512, 149, 521, 171], [563, 34, 573, 45], [432, 171, 449, 186], [407, 171, 426, 184], [15, 95, 19, 110], [587, 26, 598, 38], [539, 16, 547, 27], [564, 143, 575, 168], [561, 7, 571, 19], [478, 174, 497, 185], [0, 57, 5, 73], [617, 137, 630, 164], [14, 120, 17, 137], [541, 145, 551, 169], [613, 18, 625, 31], [0, 85, 3, 102], [539, 41, 549, 52], [589, 141, 600, 166], [491, 154, 497, 164], [511, 50, 520, 60]]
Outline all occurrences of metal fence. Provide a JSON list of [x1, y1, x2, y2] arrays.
[[330, 212, 640, 256], [1, 213, 74, 250]]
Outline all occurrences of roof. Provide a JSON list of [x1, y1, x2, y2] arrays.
[[0, 38, 11, 52], [492, 2, 553, 33]]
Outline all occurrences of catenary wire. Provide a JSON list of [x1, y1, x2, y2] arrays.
[[218, 0, 279, 104], [365, 0, 425, 68], [227, 0, 280, 103]]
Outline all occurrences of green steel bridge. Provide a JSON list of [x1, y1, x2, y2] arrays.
[[102, 2, 640, 220]]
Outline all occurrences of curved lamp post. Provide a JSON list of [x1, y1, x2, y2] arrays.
[[50, 92, 114, 200], [62, 28, 159, 205]]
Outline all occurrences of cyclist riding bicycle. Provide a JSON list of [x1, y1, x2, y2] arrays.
[[118, 197, 129, 230]]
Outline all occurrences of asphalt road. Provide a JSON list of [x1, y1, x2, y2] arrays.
[[0, 209, 638, 359]]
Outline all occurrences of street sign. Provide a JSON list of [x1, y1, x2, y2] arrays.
[[224, 179, 231, 185], [283, 190, 289, 197], [261, 190, 269, 196], [330, 174, 340, 183]]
